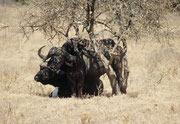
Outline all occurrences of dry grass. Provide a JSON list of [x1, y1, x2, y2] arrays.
[[0, 5, 180, 124]]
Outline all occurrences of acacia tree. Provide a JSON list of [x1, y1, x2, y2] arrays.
[[20, 0, 171, 95]]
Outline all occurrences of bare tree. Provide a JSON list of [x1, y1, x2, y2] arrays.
[[20, 0, 172, 95]]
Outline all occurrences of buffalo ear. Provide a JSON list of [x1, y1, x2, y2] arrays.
[[40, 62, 48, 67]]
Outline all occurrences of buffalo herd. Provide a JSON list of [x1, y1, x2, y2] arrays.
[[34, 37, 128, 98]]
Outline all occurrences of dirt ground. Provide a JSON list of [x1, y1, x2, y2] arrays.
[[0, 4, 180, 124]]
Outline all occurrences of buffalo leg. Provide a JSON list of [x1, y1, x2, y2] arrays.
[[66, 74, 76, 97], [77, 79, 84, 98], [76, 70, 84, 98]]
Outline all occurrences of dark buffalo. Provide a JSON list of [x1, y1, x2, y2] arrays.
[[34, 61, 104, 97], [52, 38, 129, 93], [37, 45, 87, 97], [35, 37, 129, 97], [64, 51, 86, 97]]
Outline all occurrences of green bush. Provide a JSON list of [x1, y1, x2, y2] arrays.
[[17, 0, 25, 4]]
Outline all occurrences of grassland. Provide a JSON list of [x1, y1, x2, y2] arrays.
[[0, 4, 180, 124]]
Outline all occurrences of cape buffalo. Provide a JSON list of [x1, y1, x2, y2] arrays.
[[41, 37, 128, 94], [34, 59, 104, 97], [35, 37, 129, 97]]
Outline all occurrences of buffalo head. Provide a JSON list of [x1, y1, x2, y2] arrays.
[[34, 62, 55, 85], [34, 46, 64, 85], [34, 45, 76, 85]]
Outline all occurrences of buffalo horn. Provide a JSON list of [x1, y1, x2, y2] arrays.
[[38, 45, 47, 61]]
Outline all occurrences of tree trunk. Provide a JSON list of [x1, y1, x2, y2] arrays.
[[86, 0, 129, 95]]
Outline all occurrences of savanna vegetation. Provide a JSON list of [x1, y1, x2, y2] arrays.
[[0, 0, 180, 123]]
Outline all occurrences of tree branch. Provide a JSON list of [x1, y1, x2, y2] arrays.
[[65, 23, 73, 37], [88, 0, 96, 34]]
